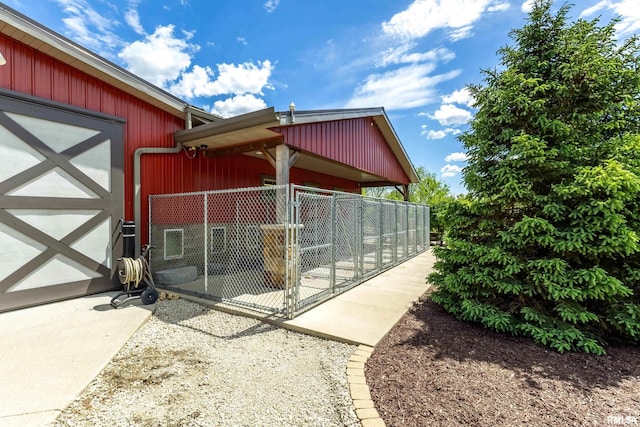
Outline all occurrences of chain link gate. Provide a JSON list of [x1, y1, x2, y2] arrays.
[[149, 185, 429, 318]]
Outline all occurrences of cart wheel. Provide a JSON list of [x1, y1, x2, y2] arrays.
[[141, 287, 159, 305]]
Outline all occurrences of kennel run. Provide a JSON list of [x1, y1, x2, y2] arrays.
[[149, 184, 430, 318]]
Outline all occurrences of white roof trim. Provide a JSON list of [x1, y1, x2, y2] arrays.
[[0, 3, 188, 116]]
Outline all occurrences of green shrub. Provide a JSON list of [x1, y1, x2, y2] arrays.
[[429, 0, 640, 354]]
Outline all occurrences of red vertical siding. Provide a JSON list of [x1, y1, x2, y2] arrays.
[[0, 34, 361, 244], [273, 118, 410, 185]]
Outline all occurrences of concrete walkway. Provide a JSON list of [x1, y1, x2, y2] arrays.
[[0, 249, 435, 426], [281, 249, 434, 346], [0, 293, 154, 427]]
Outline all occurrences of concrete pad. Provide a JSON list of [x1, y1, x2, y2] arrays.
[[281, 250, 434, 347], [0, 292, 153, 426], [337, 285, 420, 308], [283, 299, 403, 346]]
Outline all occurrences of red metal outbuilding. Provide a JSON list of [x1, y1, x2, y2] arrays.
[[0, 4, 418, 311]]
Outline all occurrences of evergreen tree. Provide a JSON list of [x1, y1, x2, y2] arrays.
[[429, 0, 640, 354]]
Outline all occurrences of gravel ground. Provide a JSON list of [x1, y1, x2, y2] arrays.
[[54, 298, 360, 427]]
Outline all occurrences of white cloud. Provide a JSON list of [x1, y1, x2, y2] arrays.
[[428, 104, 472, 125], [119, 25, 197, 87], [212, 94, 268, 118], [448, 25, 474, 41], [580, 0, 640, 38], [346, 64, 461, 110], [382, 0, 510, 42], [427, 130, 447, 139], [264, 0, 280, 13], [521, 0, 534, 13], [56, 0, 122, 56], [124, 8, 145, 35], [441, 164, 463, 177], [442, 88, 474, 107], [237, 37, 248, 45], [445, 152, 468, 162], [488, 2, 510, 12], [379, 45, 455, 66], [170, 61, 274, 99], [421, 126, 461, 140]]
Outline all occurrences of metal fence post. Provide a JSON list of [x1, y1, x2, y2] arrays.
[[285, 185, 293, 318], [378, 200, 383, 269], [393, 202, 398, 263], [358, 198, 363, 279], [203, 192, 208, 294], [405, 204, 409, 258], [426, 205, 431, 248], [330, 193, 337, 294]]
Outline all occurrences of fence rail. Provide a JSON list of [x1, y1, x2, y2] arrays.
[[149, 184, 429, 318]]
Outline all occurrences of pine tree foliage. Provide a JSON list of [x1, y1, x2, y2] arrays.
[[429, 0, 640, 354]]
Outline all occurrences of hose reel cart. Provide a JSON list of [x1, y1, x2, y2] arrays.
[[111, 221, 159, 308]]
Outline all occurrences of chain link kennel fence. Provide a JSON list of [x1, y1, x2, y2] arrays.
[[149, 185, 429, 318]]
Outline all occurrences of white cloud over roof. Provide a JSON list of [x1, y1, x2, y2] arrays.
[[56, 0, 122, 57], [382, 0, 510, 42], [124, 7, 145, 36], [212, 94, 268, 118], [118, 25, 197, 87], [428, 103, 472, 126], [345, 65, 461, 110], [170, 61, 274, 99], [344, 0, 509, 111], [379, 46, 455, 67]]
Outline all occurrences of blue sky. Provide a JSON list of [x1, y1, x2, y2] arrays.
[[5, 0, 639, 194]]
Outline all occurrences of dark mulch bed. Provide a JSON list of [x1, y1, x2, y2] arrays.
[[366, 292, 640, 427]]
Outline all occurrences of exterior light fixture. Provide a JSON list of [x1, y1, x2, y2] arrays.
[[0, 51, 6, 66], [289, 102, 296, 124]]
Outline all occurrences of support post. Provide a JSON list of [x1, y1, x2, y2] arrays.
[[275, 144, 296, 223]]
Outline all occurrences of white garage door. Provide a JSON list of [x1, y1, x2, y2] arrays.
[[0, 91, 124, 312]]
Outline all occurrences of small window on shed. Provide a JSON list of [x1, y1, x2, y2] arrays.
[[164, 229, 184, 260], [210, 226, 227, 255]]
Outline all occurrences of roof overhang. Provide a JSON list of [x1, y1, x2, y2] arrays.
[[0, 3, 217, 121], [174, 107, 419, 186], [175, 107, 282, 150]]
